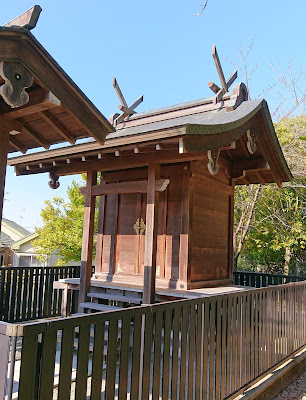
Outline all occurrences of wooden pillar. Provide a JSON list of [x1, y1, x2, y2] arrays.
[[78, 171, 97, 311], [229, 179, 235, 277], [95, 179, 105, 274], [0, 130, 9, 232], [143, 163, 160, 304]]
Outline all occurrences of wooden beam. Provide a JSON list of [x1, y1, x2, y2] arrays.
[[39, 110, 76, 145], [118, 105, 136, 115], [79, 179, 170, 197], [9, 136, 27, 154], [208, 81, 221, 94], [212, 45, 227, 93], [78, 171, 97, 311], [0, 88, 61, 119], [22, 121, 50, 150], [0, 131, 9, 231], [113, 77, 128, 107], [3, 5, 42, 30], [231, 159, 270, 179], [143, 163, 160, 304], [255, 171, 266, 185], [17, 150, 207, 176], [0, 116, 23, 133]]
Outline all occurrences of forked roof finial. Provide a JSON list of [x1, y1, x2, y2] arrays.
[[208, 44, 238, 104], [110, 77, 144, 127]]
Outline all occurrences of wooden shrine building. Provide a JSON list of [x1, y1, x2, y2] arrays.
[[1, 7, 292, 307], [8, 45, 292, 306]]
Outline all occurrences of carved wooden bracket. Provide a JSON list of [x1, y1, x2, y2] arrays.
[[49, 172, 60, 189], [0, 61, 33, 108], [246, 129, 257, 154], [207, 149, 220, 175]]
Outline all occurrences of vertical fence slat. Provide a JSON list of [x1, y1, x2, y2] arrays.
[[215, 299, 222, 400], [187, 304, 196, 400], [39, 328, 58, 399], [18, 330, 41, 400], [195, 301, 203, 400], [118, 315, 131, 400], [152, 309, 162, 400], [171, 306, 181, 400], [179, 305, 188, 400], [90, 321, 105, 400], [75, 323, 91, 400], [57, 326, 75, 400], [142, 311, 154, 400], [130, 313, 142, 400], [105, 318, 119, 400], [209, 300, 216, 400]]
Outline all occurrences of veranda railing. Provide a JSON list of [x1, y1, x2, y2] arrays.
[[234, 270, 306, 288], [0, 281, 305, 400], [0, 266, 80, 322]]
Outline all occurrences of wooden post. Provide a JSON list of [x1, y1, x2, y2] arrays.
[[78, 171, 97, 311], [143, 163, 160, 304], [0, 130, 9, 232], [95, 179, 105, 274]]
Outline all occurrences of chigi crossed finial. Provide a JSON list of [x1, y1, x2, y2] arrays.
[[208, 45, 238, 104], [110, 77, 143, 127]]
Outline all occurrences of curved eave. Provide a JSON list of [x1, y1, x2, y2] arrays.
[[0, 27, 115, 144], [184, 99, 292, 182]]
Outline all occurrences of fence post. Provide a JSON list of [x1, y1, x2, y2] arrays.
[[0, 333, 9, 400]]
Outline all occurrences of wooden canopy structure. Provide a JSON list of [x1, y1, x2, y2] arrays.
[[0, 7, 114, 232], [8, 66, 292, 305]]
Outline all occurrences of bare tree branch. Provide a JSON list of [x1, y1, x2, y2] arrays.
[[195, 0, 208, 16]]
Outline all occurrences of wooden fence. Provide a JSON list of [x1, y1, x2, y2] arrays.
[[0, 266, 80, 322], [0, 281, 305, 400], [234, 270, 306, 288]]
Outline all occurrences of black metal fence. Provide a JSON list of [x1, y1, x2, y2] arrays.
[[0, 266, 80, 322], [234, 270, 306, 288]]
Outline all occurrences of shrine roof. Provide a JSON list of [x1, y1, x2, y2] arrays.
[[0, 26, 114, 154], [8, 90, 292, 186]]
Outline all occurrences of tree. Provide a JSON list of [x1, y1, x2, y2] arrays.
[[33, 180, 92, 266], [236, 116, 306, 275]]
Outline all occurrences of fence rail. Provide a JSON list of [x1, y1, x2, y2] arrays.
[[0, 266, 80, 322], [1, 281, 305, 400], [234, 270, 306, 288]]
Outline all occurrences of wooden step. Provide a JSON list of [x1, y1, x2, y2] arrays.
[[87, 292, 142, 304], [80, 302, 122, 313]]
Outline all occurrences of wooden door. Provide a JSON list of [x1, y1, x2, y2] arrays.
[[115, 193, 147, 276]]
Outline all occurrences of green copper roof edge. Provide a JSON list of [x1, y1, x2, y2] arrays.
[[185, 100, 263, 136]]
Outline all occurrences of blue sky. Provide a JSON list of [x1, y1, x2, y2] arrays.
[[2, 0, 306, 230]]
